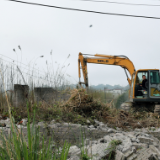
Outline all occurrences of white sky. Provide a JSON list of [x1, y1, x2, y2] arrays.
[[0, 0, 160, 86]]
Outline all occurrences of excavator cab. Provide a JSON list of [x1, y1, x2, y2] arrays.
[[131, 69, 160, 103]]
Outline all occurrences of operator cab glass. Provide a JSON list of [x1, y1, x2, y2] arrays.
[[149, 71, 160, 98], [135, 71, 148, 98]]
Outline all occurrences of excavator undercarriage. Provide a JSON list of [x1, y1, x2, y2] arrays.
[[120, 102, 156, 113]]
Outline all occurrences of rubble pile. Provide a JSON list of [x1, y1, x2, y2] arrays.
[[0, 117, 160, 160]]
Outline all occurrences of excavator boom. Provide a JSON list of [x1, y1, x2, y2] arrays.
[[78, 53, 136, 87]]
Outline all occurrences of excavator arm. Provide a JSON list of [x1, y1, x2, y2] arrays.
[[78, 52, 136, 87]]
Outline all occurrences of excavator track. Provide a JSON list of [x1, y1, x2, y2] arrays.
[[120, 102, 156, 113]]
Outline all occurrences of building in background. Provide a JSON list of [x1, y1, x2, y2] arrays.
[[104, 88, 125, 97]]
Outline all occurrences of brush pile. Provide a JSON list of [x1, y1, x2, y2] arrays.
[[63, 88, 118, 121], [64, 88, 105, 113]]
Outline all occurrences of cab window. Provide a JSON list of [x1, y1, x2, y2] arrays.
[[150, 71, 160, 84], [136, 72, 148, 84]]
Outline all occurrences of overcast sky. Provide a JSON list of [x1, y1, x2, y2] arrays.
[[1, 0, 160, 86]]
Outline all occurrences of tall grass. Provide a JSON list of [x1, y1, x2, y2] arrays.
[[0, 50, 72, 159], [0, 103, 71, 160]]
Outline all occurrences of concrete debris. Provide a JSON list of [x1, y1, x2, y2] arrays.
[[21, 118, 28, 126], [50, 119, 55, 125], [68, 156, 80, 160], [0, 118, 11, 128], [0, 118, 160, 160], [68, 146, 81, 157], [86, 120, 90, 124]]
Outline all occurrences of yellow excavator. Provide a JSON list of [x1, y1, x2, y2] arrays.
[[78, 52, 160, 112]]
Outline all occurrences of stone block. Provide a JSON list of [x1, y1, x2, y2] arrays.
[[138, 136, 154, 144], [103, 135, 112, 143], [115, 150, 125, 160], [68, 146, 81, 157], [132, 142, 148, 150], [149, 131, 160, 140], [127, 154, 137, 160], [87, 143, 110, 160], [68, 156, 80, 160]]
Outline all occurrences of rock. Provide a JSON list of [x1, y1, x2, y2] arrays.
[[126, 154, 137, 160], [124, 150, 134, 158], [152, 141, 159, 148], [68, 146, 81, 157], [48, 124, 57, 128], [91, 140, 98, 145], [131, 138, 137, 143], [134, 128, 141, 132], [0, 118, 11, 128], [108, 128, 115, 133], [63, 123, 70, 127], [149, 145, 160, 156], [86, 120, 90, 124], [137, 145, 160, 160], [89, 128, 95, 131], [126, 132, 135, 138], [132, 146, 136, 153], [99, 122, 105, 128], [94, 120, 99, 124], [115, 150, 125, 160], [55, 123, 61, 127], [138, 136, 154, 144], [141, 128, 148, 132], [103, 135, 112, 143], [37, 122, 46, 127], [50, 143, 56, 149], [68, 156, 80, 160], [149, 131, 160, 140], [98, 127, 107, 131], [21, 119, 27, 126], [117, 145, 124, 152], [121, 139, 132, 153], [50, 120, 55, 125], [17, 125, 25, 128], [132, 142, 148, 150], [69, 124, 81, 128], [87, 143, 110, 160], [88, 125, 94, 128], [116, 127, 122, 131]]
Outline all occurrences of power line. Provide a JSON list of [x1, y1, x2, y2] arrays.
[[0, 57, 46, 78], [6, 0, 160, 20], [0, 53, 46, 75], [0, 56, 69, 84], [77, 0, 160, 7], [0, 63, 55, 83]]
